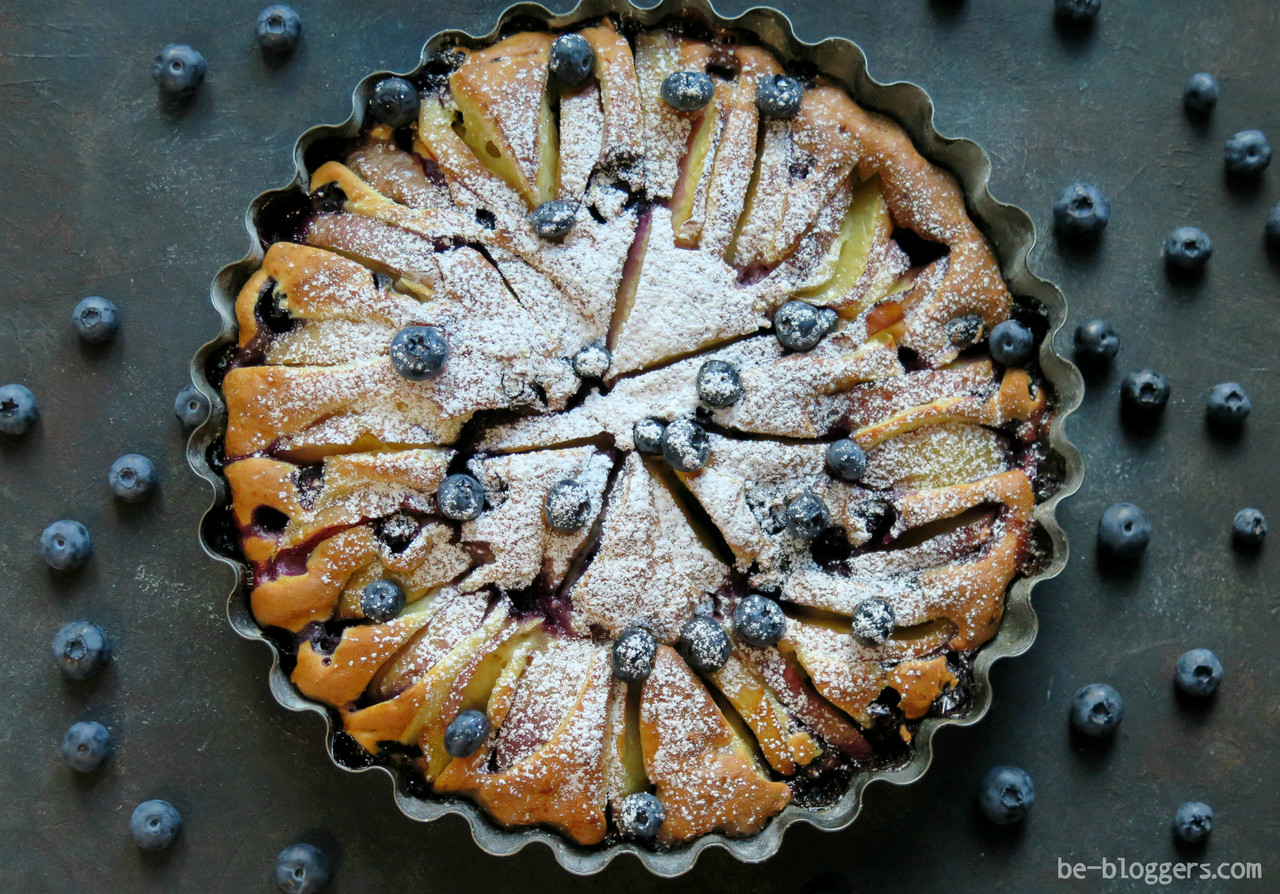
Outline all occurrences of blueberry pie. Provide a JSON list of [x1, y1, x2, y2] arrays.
[[215, 17, 1059, 849]]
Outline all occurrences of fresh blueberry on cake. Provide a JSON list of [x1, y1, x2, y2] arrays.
[[60, 721, 112, 772], [151, 44, 206, 95], [72, 296, 120, 343], [1174, 648, 1223, 697], [131, 800, 182, 851], [977, 766, 1035, 825], [0, 383, 39, 436], [1182, 72, 1219, 114], [214, 18, 1064, 850], [1231, 508, 1267, 548], [1069, 682, 1124, 737], [1173, 801, 1213, 843]]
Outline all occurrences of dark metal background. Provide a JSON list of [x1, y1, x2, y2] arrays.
[[1, 1, 1275, 891]]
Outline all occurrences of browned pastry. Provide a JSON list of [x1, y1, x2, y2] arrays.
[[217, 19, 1059, 850]]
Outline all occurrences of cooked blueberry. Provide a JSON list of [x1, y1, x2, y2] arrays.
[[1052, 182, 1110, 237], [108, 454, 157, 503], [1205, 382, 1250, 427], [529, 199, 577, 239], [544, 479, 592, 532], [733, 594, 786, 648], [174, 383, 211, 429], [360, 579, 405, 623], [130, 800, 182, 851], [1173, 801, 1213, 843], [661, 418, 710, 472], [572, 342, 611, 380], [1120, 370, 1170, 414], [1174, 648, 1223, 698], [1164, 226, 1212, 271], [1097, 502, 1150, 559], [61, 721, 112, 772], [437, 473, 484, 521], [633, 417, 666, 455], [1073, 318, 1118, 363], [370, 76, 418, 128], [851, 598, 895, 646], [755, 74, 803, 119], [0, 383, 39, 436], [256, 5, 302, 54], [617, 792, 664, 840], [677, 616, 731, 674], [72, 296, 120, 343], [612, 627, 657, 683], [989, 319, 1036, 367], [52, 621, 112, 679], [826, 438, 867, 482], [774, 301, 834, 352], [1225, 129, 1271, 176], [390, 325, 448, 381], [41, 520, 92, 571], [275, 843, 331, 894], [1232, 508, 1267, 548], [1070, 682, 1124, 737], [661, 70, 714, 112], [945, 314, 986, 348], [151, 44, 207, 95], [784, 492, 830, 541], [1054, 0, 1100, 22], [443, 709, 489, 757], [696, 360, 742, 407], [549, 33, 594, 86], [1266, 202, 1280, 247], [1183, 72, 1219, 114], [977, 766, 1035, 825]]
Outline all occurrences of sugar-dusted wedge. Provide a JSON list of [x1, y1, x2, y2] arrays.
[[345, 125, 456, 213], [640, 646, 791, 842], [633, 29, 714, 200], [577, 20, 644, 193], [706, 651, 822, 776]]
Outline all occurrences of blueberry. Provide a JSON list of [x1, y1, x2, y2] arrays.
[[544, 479, 592, 532], [108, 454, 157, 503], [784, 492, 830, 541], [1266, 202, 1280, 247], [1173, 801, 1213, 843], [774, 301, 835, 352], [61, 721, 112, 772], [1054, 0, 1100, 23], [1232, 508, 1267, 548], [443, 709, 489, 757], [851, 598, 895, 646], [826, 438, 867, 482], [945, 314, 986, 349], [275, 843, 331, 894], [1205, 382, 1250, 427], [612, 627, 657, 683], [41, 520, 92, 572], [1225, 129, 1271, 177], [1069, 682, 1124, 737], [390, 325, 448, 381], [370, 76, 418, 128], [633, 417, 666, 455], [976, 766, 1035, 825], [572, 342, 611, 380], [1073, 318, 1118, 363], [131, 800, 182, 851], [661, 71, 714, 112], [755, 74, 803, 119], [52, 621, 112, 680], [733, 594, 786, 648], [437, 473, 484, 521], [677, 616, 730, 674], [696, 360, 742, 408], [1052, 182, 1110, 238], [1097, 502, 1150, 560], [151, 44, 207, 95], [360, 579, 405, 623], [1174, 648, 1223, 698], [1120, 369, 1170, 415], [0, 383, 39, 436], [660, 418, 710, 472], [989, 319, 1036, 367], [174, 383, 211, 430], [1163, 226, 1212, 272], [549, 33, 594, 86], [256, 5, 302, 54], [617, 792, 664, 839], [72, 296, 120, 343], [529, 199, 577, 239], [1183, 72, 1219, 114]]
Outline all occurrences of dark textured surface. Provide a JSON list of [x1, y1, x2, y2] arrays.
[[1, 1, 1276, 891]]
